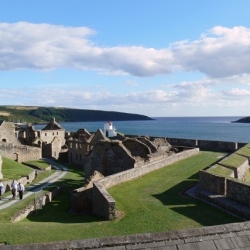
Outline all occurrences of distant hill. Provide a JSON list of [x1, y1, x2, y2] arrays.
[[0, 106, 153, 123], [232, 116, 250, 123]]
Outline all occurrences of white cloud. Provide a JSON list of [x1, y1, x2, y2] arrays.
[[125, 80, 138, 86], [172, 26, 250, 78], [2, 22, 250, 78], [3, 74, 250, 112]]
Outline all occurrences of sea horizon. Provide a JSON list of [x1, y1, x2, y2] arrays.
[[34, 116, 250, 143]]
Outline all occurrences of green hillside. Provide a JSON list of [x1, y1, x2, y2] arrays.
[[0, 106, 153, 123]]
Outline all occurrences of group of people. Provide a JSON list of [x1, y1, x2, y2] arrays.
[[11, 180, 25, 200], [0, 180, 25, 200]]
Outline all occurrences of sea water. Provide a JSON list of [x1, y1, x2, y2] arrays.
[[34, 116, 250, 143]]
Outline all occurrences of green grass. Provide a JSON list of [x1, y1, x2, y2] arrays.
[[236, 144, 250, 157], [219, 153, 248, 168], [1, 157, 34, 181], [0, 151, 242, 245], [23, 160, 50, 170], [207, 164, 234, 177]]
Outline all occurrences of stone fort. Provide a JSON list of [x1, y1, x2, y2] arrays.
[[0, 118, 250, 222]]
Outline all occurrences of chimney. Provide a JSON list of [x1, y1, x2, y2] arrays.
[[51, 117, 55, 124]]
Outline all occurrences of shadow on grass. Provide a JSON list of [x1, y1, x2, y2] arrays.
[[26, 171, 104, 224], [152, 178, 242, 226]]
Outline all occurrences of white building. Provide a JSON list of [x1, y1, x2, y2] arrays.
[[104, 121, 117, 137]]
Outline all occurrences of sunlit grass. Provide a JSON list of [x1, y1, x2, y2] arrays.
[[2, 157, 33, 181], [207, 164, 234, 177], [22, 160, 50, 170], [0, 151, 242, 245], [236, 143, 250, 157], [219, 154, 247, 168]]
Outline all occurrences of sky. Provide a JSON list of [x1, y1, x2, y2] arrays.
[[1, 1, 250, 118]]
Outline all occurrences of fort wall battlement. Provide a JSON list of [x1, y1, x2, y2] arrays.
[[125, 135, 247, 152], [92, 148, 199, 220], [199, 142, 250, 219]]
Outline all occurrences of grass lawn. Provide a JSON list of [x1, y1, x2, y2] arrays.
[[22, 160, 50, 170], [219, 153, 248, 168], [207, 164, 234, 177], [0, 151, 242, 245], [236, 143, 250, 157], [1, 157, 34, 181]]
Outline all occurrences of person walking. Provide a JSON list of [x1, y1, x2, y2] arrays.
[[18, 182, 25, 200], [11, 180, 18, 199], [0, 181, 4, 200]]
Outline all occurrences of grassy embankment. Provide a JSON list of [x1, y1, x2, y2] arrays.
[[23, 160, 51, 170], [1, 157, 35, 181], [0, 157, 56, 202], [0, 151, 242, 245]]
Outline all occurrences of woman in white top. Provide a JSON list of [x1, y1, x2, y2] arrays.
[[11, 180, 18, 199]]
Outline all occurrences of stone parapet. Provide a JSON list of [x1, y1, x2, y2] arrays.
[[125, 136, 245, 152], [1, 222, 250, 249], [227, 178, 250, 207], [199, 170, 226, 195]]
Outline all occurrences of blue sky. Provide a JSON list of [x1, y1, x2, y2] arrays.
[[1, 1, 250, 117]]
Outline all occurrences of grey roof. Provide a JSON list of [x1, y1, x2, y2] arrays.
[[42, 120, 64, 131]]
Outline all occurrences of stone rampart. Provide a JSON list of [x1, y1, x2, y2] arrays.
[[226, 179, 250, 207], [199, 170, 226, 195], [220, 158, 249, 180], [0, 142, 41, 162], [125, 135, 246, 152], [92, 148, 199, 220]]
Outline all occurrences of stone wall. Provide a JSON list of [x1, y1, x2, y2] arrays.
[[136, 137, 157, 153], [11, 186, 61, 222], [0, 142, 41, 162], [68, 140, 89, 167], [167, 138, 243, 152], [92, 148, 199, 220], [125, 135, 246, 152], [123, 138, 151, 158], [226, 179, 250, 207], [84, 140, 136, 181], [199, 170, 226, 195], [0, 121, 20, 145], [2, 170, 37, 193], [71, 171, 104, 214], [225, 158, 248, 180]]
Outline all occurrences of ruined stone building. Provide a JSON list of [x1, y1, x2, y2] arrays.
[[37, 118, 67, 159], [0, 120, 41, 162], [0, 120, 20, 144], [0, 118, 68, 162], [83, 136, 178, 182], [67, 128, 106, 166]]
